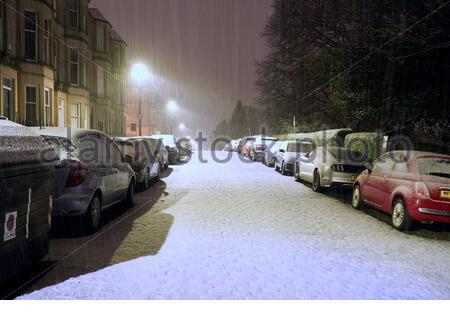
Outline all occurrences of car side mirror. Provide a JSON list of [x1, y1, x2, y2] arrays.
[[365, 162, 373, 172], [279, 149, 285, 153]]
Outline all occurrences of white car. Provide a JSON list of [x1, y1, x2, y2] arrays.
[[295, 147, 366, 192], [275, 141, 313, 175]]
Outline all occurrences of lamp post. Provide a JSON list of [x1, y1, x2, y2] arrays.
[[166, 100, 179, 134], [130, 63, 151, 136]]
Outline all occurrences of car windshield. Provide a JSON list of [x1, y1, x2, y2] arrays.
[[287, 143, 313, 153], [255, 138, 278, 144], [418, 157, 450, 179], [152, 135, 175, 146], [116, 141, 135, 156], [327, 148, 363, 162]]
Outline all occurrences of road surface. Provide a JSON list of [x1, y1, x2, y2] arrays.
[[9, 152, 450, 299]]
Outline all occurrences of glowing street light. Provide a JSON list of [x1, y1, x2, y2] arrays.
[[130, 63, 151, 87], [167, 100, 179, 113]]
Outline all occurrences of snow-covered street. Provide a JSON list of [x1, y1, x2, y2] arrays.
[[19, 152, 450, 299]]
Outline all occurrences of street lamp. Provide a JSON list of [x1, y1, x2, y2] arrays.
[[130, 63, 151, 136], [179, 123, 186, 131]]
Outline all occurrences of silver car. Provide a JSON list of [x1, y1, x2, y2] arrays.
[[151, 134, 179, 164], [295, 147, 365, 192], [263, 140, 284, 167], [275, 141, 313, 175], [114, 138, 162, 190], [33, 128, 136, 235], [140, 136, 170, 169]]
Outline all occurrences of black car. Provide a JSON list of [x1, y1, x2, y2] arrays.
[[0, 120, 55, 288]]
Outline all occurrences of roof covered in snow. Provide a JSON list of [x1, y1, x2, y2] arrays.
[[0, 120, 56, 167]]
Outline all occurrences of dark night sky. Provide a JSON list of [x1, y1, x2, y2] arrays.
[[90, 0, 273, 134]]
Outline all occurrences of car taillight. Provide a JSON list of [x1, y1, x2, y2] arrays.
[[66, 162, 89, 188], [331, 164, 344, 172], [415, 182, 430, 199], [48, 195, 53, 231]]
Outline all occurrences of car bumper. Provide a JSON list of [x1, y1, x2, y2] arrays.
[[409, 198, 450, 224], [52, 192, 92, 217], [322, 172, 358, 188], [284, 162, 295, 173]]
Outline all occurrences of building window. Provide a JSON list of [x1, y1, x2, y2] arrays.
[[68, 0, 79, 30], [43, 19, 51, 64], [97, 121, 104, 132], [97, 66, 104, 97], [24, 10, 37, 60], [44, 88, 52, 126], [70, 104, 81, 128], [84, 105, 89, 128], [25, 86, 37, 126], [113, 45, 121, 67], [53, 39, 58, 70], [96, 25, 104, 52], [130, 123, 137, 132], [0, 3, 4, 52], [70, 48, 79, 85], [2, 78, 14, 120]]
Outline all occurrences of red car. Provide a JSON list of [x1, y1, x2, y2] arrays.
[[241, 140, 254, 158], [352, 150, 450, 231]]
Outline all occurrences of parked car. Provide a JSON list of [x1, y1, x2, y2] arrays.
[[249, 136, 279, 161], [275, 141, 314, 176], [151, 134, 179, 165], [177, 137, 193, 157], [224, 139, 240, 152], [140, 136, 169, 169], [241, 140, 255, 158], [295, 146, 365, 191], [263, 140, 284, 167], [114, 138, 162, 190], [1, 120, 55, 287], [31, 128, 136, 235], [352, 151, 450, 231], [238, 136, 255, 154]]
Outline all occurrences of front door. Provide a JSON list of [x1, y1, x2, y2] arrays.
[[2, 79, 13, 120], [58, 99, 65, 127]]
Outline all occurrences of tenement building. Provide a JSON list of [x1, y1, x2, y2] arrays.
[[0, 0, 127, 136]]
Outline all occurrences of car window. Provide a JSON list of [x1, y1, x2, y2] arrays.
[[373, 155, 395, 173], [418, 157, 450, 179], [393, 154, 409, 173]]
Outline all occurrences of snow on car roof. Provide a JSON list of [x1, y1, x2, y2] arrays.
[[0, 120, 56, 166], [29, 127, 109, 141]]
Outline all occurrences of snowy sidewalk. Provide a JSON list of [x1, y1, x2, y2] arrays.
[[19, 152, 450, 299]]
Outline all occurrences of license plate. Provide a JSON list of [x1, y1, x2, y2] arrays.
[[441, 190, 450, 199]]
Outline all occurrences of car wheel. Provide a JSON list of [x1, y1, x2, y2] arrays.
[[312, 170, 322, 192], [84, 194, 102, 234], [392, 198, 414, 231], [123, 182, 135, 209], [143, 176, 150, 191], [157, 163, 163, 179], [281, 162, 287, 176], [294, 164, 301, 182], [274, 162, 279, 172], [352, 185, 363, 209]]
